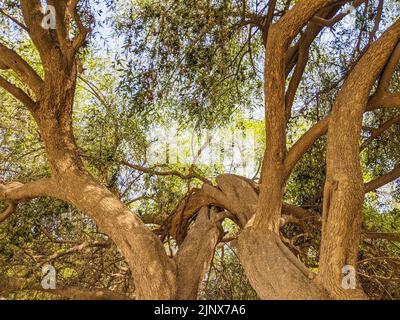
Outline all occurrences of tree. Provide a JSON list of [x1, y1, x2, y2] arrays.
[[1, 0, 400, 300]]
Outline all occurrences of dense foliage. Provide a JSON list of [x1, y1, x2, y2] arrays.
[[0, 0, 399, 300]]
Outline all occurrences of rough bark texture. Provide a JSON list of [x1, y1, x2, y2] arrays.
[[256, 0, 335, 231], [0, 275, 130, 300], [241, 0, 334, 300], [57, 173, 177, 299], [1, 0, 400, 301], [0, 1, 224, 300], [170, 174, 328, 299], [237, 229, 328, 300], [175, 207, 223, 300], [317, 21, 400, 299]]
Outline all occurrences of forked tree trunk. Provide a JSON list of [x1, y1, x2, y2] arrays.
[[33, 116, 221, 299], [3, 0, 400, 301], [34, 82, 178, 298], [237, 1, 333, 300], [236, 30, 328, 297], [0, 19, 224, 297], [236, 6, 400, 301], [23, 51, 180, 298], [175, 207, 223, 300], [237, 229, 328, 299], [36, 112, 224, 299]]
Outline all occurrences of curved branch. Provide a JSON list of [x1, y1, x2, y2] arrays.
[[365, 164, 400, 193], [0, 179, 56, 224], [310, 0, 367, 27], [285, 93, 400, 179], [0, 42, 43, 96], [120, 160, 212, 185], [367, 92, 400, 110], [284, 116, 330, 178], [0, 75, 36, 110], [285, 3, 359, 116], [317, 20, 400, 299], [0, 179, 56, 202], [0, 200, 17, 223], [377, 42, 400, 93], [360, 116, 400, 150], [0, 275, 130, 300]]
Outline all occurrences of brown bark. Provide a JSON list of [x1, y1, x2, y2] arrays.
[[239, 0, 335, 300], [365, 164, 400, 193], [0, 1, 224, 300], [9, 17, 180, 297], [58, 173, 177, 299], [237, 229, 328, 300], [1, 0, 400, 301], [284, 92, 400, 180], [174, 207, 223, 300], [316, 21, 400, 299], [169, 174, 327, 299], [0, 275, 130, 300], [32, 83, 178, 299], [28, 86, 178, 299], [256, 0, 335, 231], [360, 116, 400, 151]]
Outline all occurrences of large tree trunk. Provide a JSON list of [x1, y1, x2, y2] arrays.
[[27, 55, 178, 299], [3, 0, 400, 301], [0, 16, 222, 298], [57, 172, 178, 299], [237, 229, 328, 299], [238, 1, 333, 300], [34, 104, 222, 299], [316, 21, 400, 299], [175, 207, 223, 300]]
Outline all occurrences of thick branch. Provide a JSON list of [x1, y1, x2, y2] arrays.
[[0, 179, 56, 224], [362, 232, 400, 242], [360, 116, 400, 150], [256, 0, 336, 231], [285, 93, 400, 179], [377, 42, 400, 93], [367, 92, 400, 110], [174, 207, 223, 300], [0, 42, 43, 95], [0, 75, 36, 110], [317, 20, 400, 299], [0, 275, 130, 300], [20, 0, 56, 60], [365, 164, 400, 193], [0, 179, 56, 203]]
